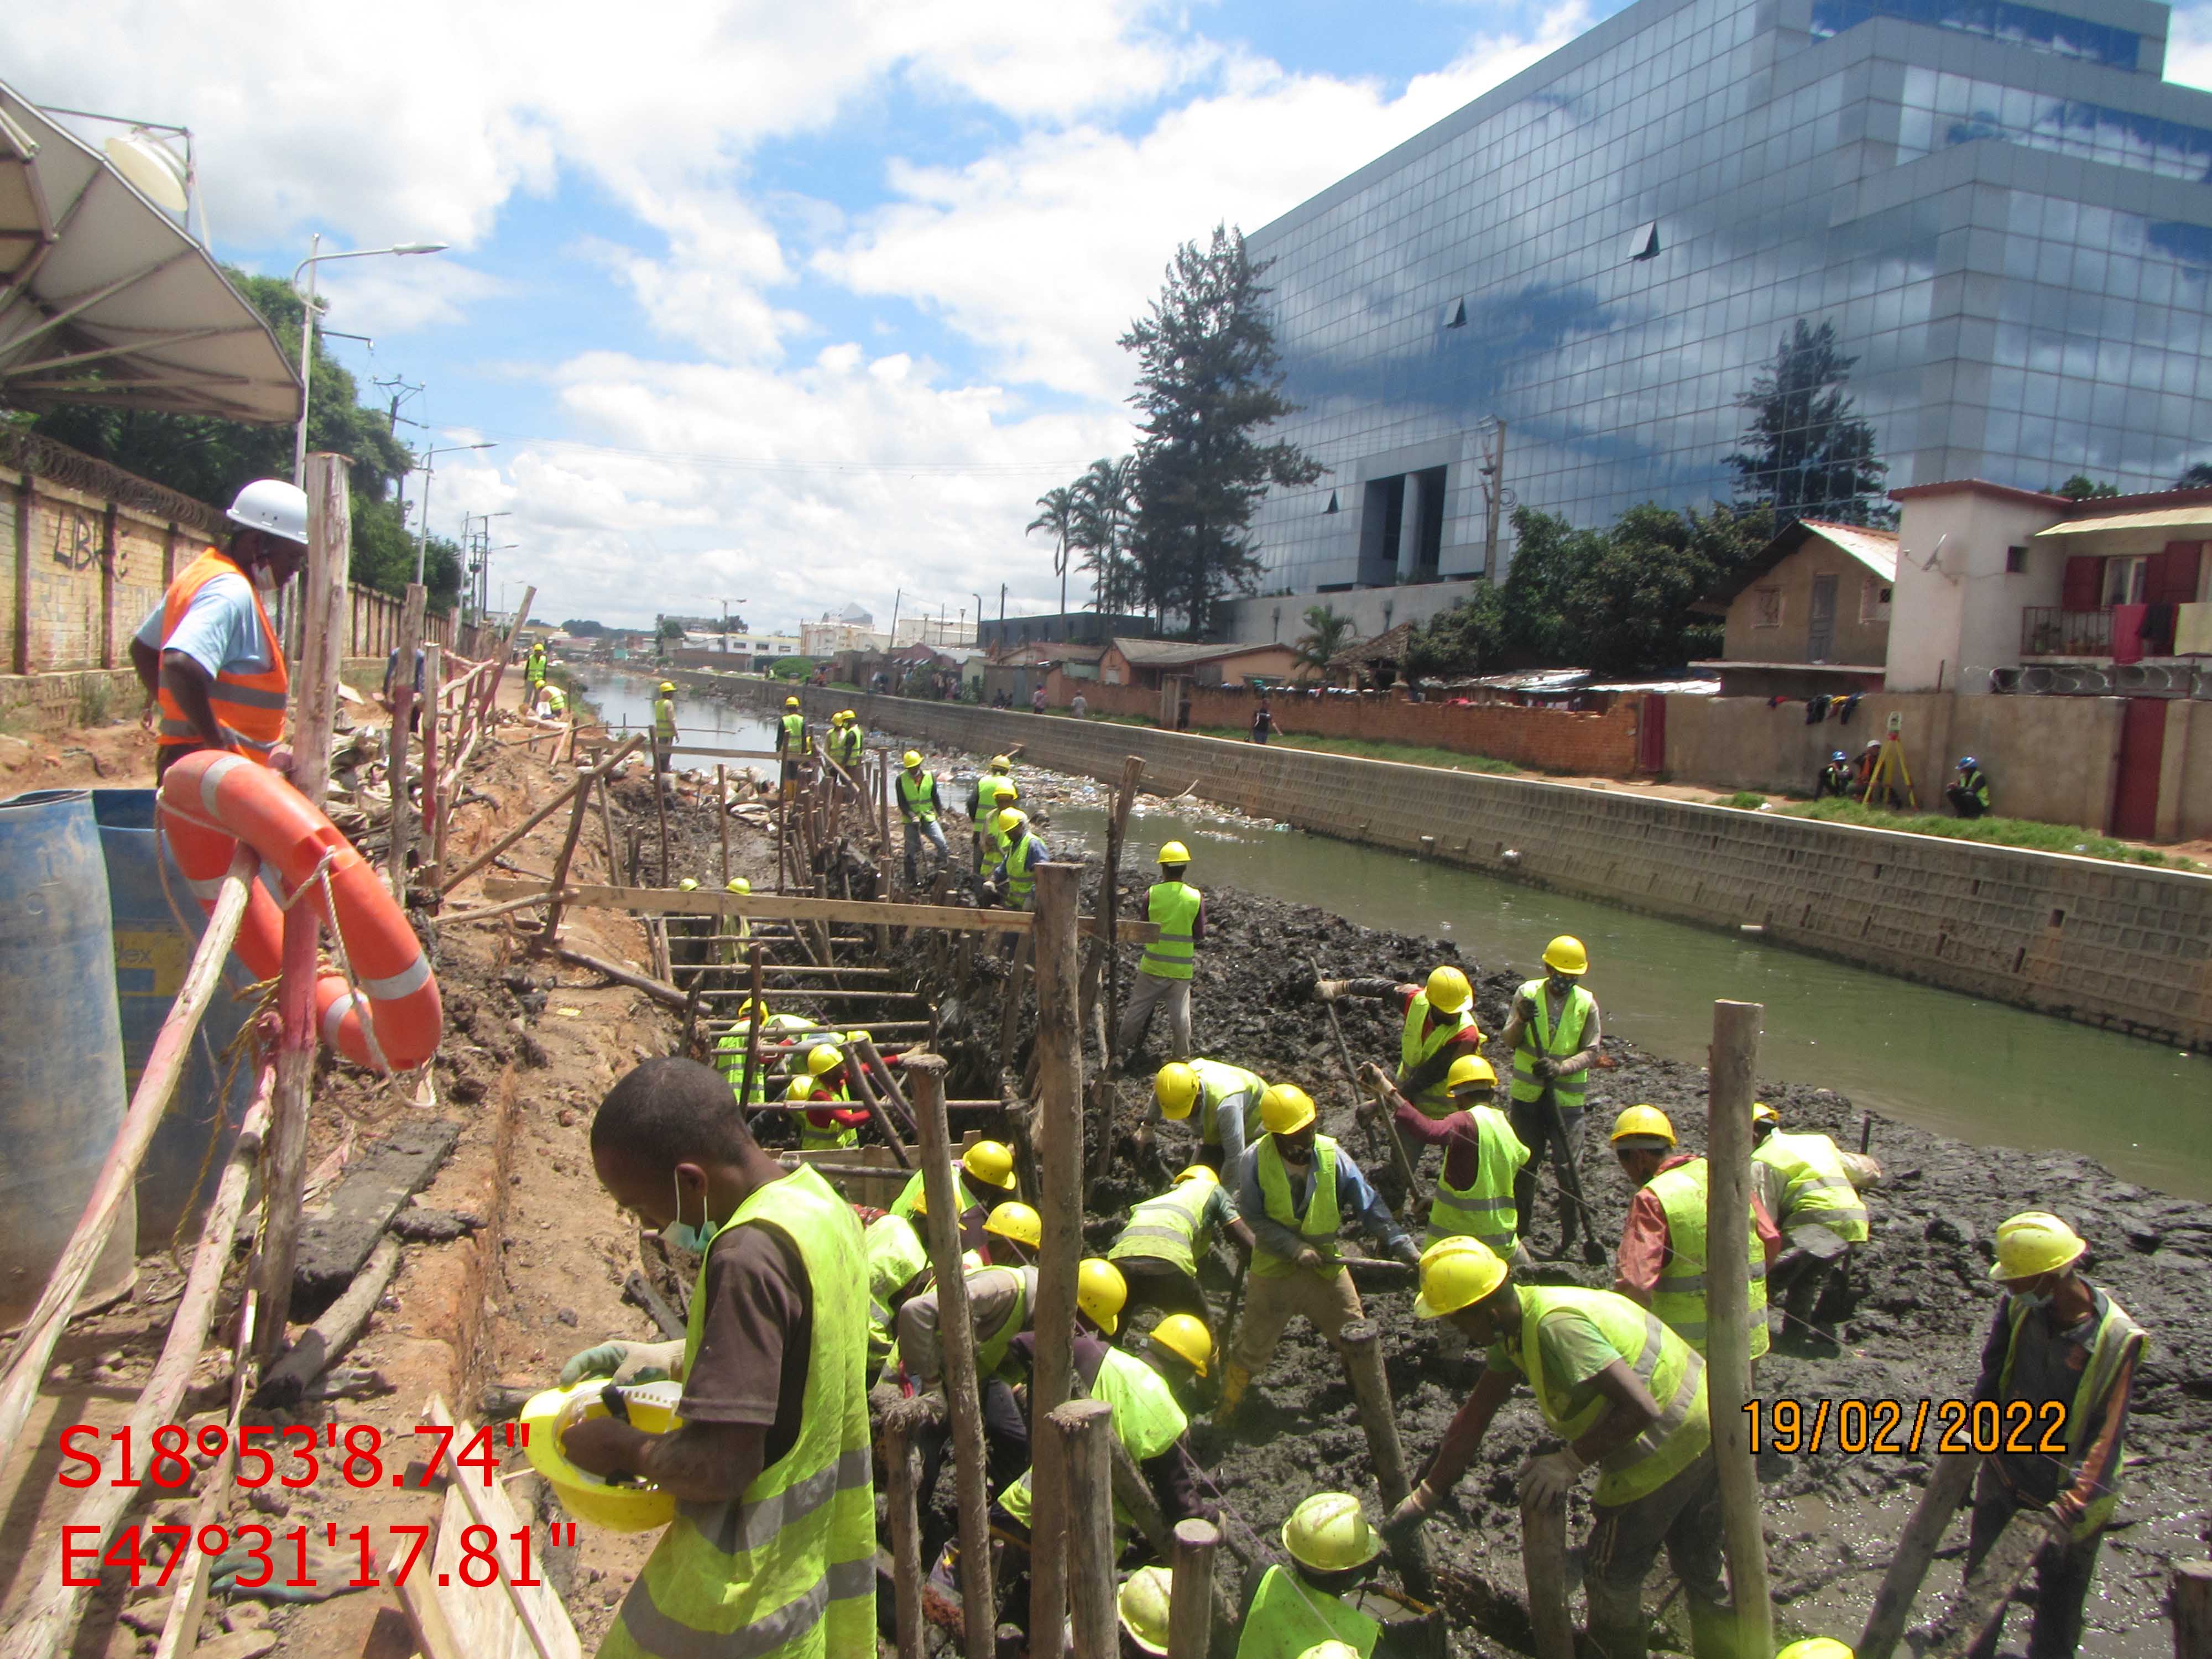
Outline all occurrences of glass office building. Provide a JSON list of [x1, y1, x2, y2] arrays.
[[1241, 0, 2212, 607]]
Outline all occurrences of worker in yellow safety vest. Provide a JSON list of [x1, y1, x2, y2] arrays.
[[1499, 936, 1605, 1265], [1606, 1106, 1778, 1362], [889, 1139, 1018, 1253], [715, 878, 752, 967], [896, 1201, 1042, 1501], [1151, 1058, 1269, 1172], [984, 807, 1047, 912], [827, 709, 864, 769], [786, 1046, 869, 1152], [1237, 1492, 1417, 1658], [712, 999, 825, 1102], [1107, 1163, 1255, 1336], [1962, 1213, 2147, 1659], [1314, 964, 1484, 1116], [775, 695, 810, 797], [558, 1057, 875, 1659], [1365, 1055, 1530, 1258], [1751, 1103, 1875, 1350], [1387, 1240, 1733, 1659], [650, 681, 679, 778], [1119, 842, 1206, 1062], [966, 754, 1019, 898], [862, 1211, 932, 1383], [895, 750, 951, 886]]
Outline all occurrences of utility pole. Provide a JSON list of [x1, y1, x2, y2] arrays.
[[373, 374, 425, 436]]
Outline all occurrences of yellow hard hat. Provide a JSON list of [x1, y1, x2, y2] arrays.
[[1445, 1055, 1498, 1094], [902, 749, 923, 769], [727, 878, 750, 894], [1171, 1164, 1217, 1188], [1298, 1646, 1367, 1659], [993, 807, 1027, 836], [677, 877, 699, 891], [1259, 1083, 1316, 1136], [1543, 935, 1589, 975], [1609, 1104, 1677, 1147], [806, 1044, 843, 1077], [1752, 1102, 1778, 1124], [1424, 965, 1472, 1014], [1414, 1238, 1510, 1319], [784, 1074, 816, 1102], [1117, 1566, 1173, 1656], [984, 1201, 1042, 1250], [1000, 782, 1019, 801], [842, 708, 856, 721], [1281, 1492, 1381, 1573], [660, 681, 675, 693], [1077, 1257, 1127, 1335], [961, 1140, 1019, 1190], [1777, 1642, 1855, 1659], [1991, 1212, 2086, 1281], [1158, 841, 1191, 865], [733, 997, 765, 1022], [989, 754, 1013, 773], [785, 696, 800, 708], [1154, 1062, 1199, 1120], [845, 1029, 872, 1046], [1149, 1313, 1214, 1377]]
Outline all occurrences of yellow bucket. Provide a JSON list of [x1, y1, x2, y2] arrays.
[[521, 1379, 685, 1533]]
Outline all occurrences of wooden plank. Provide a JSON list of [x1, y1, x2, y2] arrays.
[[479, 879, 1160, 941], [424, 1397, 583, 1659], [290, 1118, 461, 1304]]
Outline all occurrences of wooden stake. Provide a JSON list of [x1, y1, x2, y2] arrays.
[[255, 862, 324, 1367], [1857, 1452, 1980, 1659], [1028, 862, 1084, 1650], [1926, 1511, 2047, 1658], [254, 1234, 403, 1406], [736, 943, 764, 1122], [388, 582, 427, 898], [776, 786, 787, 894], [1167, 1519, 1220, 1659], [654, 752, 671, 882], [539, 745, 608, 950], [1099, 755, 1143, 1077], [1521, 1485, 1576, 1659], [1338, 1319, 1435, 1598], [597, 773, 619, 882], [1706, 998, 1771, 1659], [910, 1055, 994, 1659], [1049, 1398, 1118, 1659], [839, 1042, 912, 1171], [421, 641, 444, 875], [717, 764, 731, 884], [2173, 1561, 2212, 1659], [884, 1405, 927, 1659], [1000, 929, 1032, 1075]]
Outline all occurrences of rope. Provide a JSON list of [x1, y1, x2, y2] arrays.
[[311, 859, 398, 1081]]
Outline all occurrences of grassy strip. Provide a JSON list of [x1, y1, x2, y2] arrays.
[[1762, 796, 2200, 869], [1081, 712, 1522, 774]]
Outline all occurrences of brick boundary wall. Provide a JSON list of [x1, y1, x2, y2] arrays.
[[662, 668, 2212, 1051], [0, 659, 402, 731]]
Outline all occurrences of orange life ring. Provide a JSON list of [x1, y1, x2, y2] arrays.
[[157, 750, 442, 1070]]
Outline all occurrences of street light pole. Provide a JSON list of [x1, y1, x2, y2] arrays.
[[290, 237, 447, 484], [410, 442, 496, 583]]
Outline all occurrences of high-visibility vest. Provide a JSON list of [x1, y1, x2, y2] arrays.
[[969, 1265, 1038, 1381], [1140, 881, 1202, 980], [790, 1078, 859, 1152], [1234, 1566, 1380, 1658], [1107, 1180, 1217, 1277], [1191, 1060, 1267, 1150], [1004, 833, 1039, 910], [975, 774, 1016, 819], [602, 1167, 873, 1659], [1399, 993, 1478, 1112], [864, 1214, 929, 1376], [1960, 766, 1990, 807], [1752, 1132, 1870, 1241], [153, 549, 289, 759], [1513, 1285, 1710, 1505], [1509, 980, 1596, 1110], [1645, 1159, 1769, 1359], [896, 769, 937, 821], [1997, 1291, 2146, 1534], [524, 648, 546, 686], [712, 1029, 769, 1103], [1251, 1135, 1342, 1280], [830, 725, 862, 766], [999, 1348, 1187, 1531], [1425, 1105, 1529, 1253], [653, 697, 676, 741], [889, 1165, 992, 1224], [780, 712, 810, 755]]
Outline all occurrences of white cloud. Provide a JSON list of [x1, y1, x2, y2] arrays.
[[2166, 4, 2212, 91]]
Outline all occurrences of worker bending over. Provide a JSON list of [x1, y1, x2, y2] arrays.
[[714, 878, 751, 968], [967, 754, 1019, 898], [895, 750, 951, 886], [1239, 1493, 1420, 1658], [889, 1139, 1017, 1252], [1314, 963, 1483, 1117], [1107, 1164, 1254, 1337], [1965, 1213, 2146, 1659], [863, 1211, 932, 1383], [560, 1057, 874, 1657], [1499, 936, 1604, 1265], [1364, 1055, 1529, 1258], [712, 997, 826, 1103], [1607, 1107, 1778, 1362], [1152, 1057, 1269, 1172], [1219, 1085, 1420, 1423], [786, 1045, 870, 1152], [1751, 1103, 1873, 1350], [895, 1201, 1042, 1497], [983, 808, 1048, 914], [1390, 1240, 1733, 1659], [1119, 841, 1205, 1061]]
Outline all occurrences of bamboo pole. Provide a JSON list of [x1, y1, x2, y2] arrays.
[[598, 773, 620, 881], [388, 582, 426, 899], [1167, 1519, 1220, 1659], [910, 1055, 993, 1659], [1050, 1398, 1118, 1659], [839, 1041, 913, 1171], [1028, 862, 1084, 1651], [0, 1067, 271, 1659], [476, 582, 534, 725], [737, 943, 765, 1123], [440, 737, 644, 893], [1338, 1319, 1435, 1598], [420, 641, 443, 875], [856, 1037, 919, 1138], [884, 1405, 927, 1658], [1707, 998, 1771, 1659], [254, 846, 324, 1366], [1522, 1485, 1576, 1659], [1857, 1453, 1981, 1659], [1098, 755, 1142, 1076], [717, 764, 731, 884], [539, 745, 607, 950]]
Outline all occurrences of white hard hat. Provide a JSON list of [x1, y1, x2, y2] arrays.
[[227, 479, 310, 547]]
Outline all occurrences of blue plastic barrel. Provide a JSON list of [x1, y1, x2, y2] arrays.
[[0, 789, 136, 1327], [92, 790, 257, 1245]]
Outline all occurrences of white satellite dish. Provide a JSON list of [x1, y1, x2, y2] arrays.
[[105, 129, 188, 215]]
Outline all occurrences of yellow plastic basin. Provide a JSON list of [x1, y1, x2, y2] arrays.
[[521, 1379, 685, 1532]]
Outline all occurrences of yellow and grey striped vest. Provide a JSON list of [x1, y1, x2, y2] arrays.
[[1107, 1181, 1215, 1278], [1251, 1136, 1342, 1280], [1999, 1291, 2146, 1534], [1516, 1285, 1709, 1505], [1752, 1131, 1870, 1241], [1139, 881, 1201, 980], [1645, 1158, 1769, 1360], [1425, 1105, 1529, 1253], [1509, 980, 1595, 1110]]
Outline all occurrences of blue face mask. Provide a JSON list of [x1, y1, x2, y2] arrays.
[[665, 1171, 718, 1256]]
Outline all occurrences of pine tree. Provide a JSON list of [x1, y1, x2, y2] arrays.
[[1726, 319, 1891, 527]]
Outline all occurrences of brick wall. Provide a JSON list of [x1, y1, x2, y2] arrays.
[[1062, 676, 1645, 774], [678, 670, 2212, 1051]]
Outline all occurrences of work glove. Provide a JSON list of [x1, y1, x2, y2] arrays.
[[1516, 1447, 1587, 1511], [1383, 1482, 1437, 1538], [1314, 979, 1349, 1001], [1390, 1235, 1423, 1269], [210, 1535, 370, 1601], [559, 1338, 684, 1387]]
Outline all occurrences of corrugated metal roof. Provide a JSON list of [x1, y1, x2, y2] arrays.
[[2033, 505, 2212, 537], [1798, 519, 1899, 580]]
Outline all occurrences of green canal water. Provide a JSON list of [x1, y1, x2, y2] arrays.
[[600, 675, 2207, 1198]]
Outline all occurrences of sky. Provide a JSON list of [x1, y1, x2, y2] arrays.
[[15, 1, 2212, 636]]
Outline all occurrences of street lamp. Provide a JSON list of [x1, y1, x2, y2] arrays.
[[410, 442, 496, 582], [291, 234, 447, 483]]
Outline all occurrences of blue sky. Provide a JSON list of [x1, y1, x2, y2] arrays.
[[14, 0, 2212, 632]]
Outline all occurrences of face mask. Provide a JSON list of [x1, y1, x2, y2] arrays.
[[665, 1171, 718, 1255]]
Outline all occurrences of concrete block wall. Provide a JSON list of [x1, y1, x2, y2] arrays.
[[677, 670, 2212, 1050]]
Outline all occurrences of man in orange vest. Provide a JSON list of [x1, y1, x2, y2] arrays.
[[130, 479, 310, 780]]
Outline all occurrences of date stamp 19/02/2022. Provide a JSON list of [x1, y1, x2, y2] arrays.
[[1745, 1397, 2069, 1457]]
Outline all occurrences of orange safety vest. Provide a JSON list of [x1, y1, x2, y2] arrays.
[[155, 548, 289, 760]]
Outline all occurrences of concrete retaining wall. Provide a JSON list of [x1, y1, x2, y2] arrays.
[[664, 667, 2212, 1050]]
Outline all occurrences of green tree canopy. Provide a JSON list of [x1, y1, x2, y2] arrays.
[[1726, 319, 1891, 527], [2051, 474, 2120, 500], [1293, 603, 1355, 675]]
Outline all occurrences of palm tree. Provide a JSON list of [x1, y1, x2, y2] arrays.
[[1027, 485, 1076, 624], [1294, 603, 1355, 679], [1072, 456, 1134, 616]]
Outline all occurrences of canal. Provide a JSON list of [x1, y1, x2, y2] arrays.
[[594, 674, 2207, 1198]]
